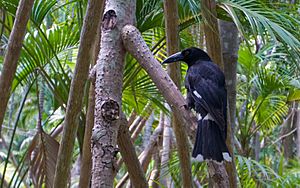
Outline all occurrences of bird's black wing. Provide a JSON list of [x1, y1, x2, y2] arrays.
[[185, 61, 227, 138]]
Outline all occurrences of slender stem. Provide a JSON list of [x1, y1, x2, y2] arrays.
[[1, 84, 32, 187]]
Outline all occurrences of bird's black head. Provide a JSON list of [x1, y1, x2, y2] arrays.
[[162, 47, 211, 66]]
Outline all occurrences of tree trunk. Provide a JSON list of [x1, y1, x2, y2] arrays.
[[282, 103, 297, 159], [117, 113, 148, 188], [78, 2, 105, 187], [219, 20, 239, 188], [143, 112, 154, 149], [115, 106, 152, 172], [200, 1, 230, 186], [116, 115, 164, 188], [0, 0, 35, 134], [164, 0, 193, 187], [149, 146, 161, 188], [71, 155, 82, 183], [164, 0, 181, 88], [53, 0, 104, 187], [91, 0, 135, 187], [129, 103, 151, 134], [127, 110, 137, 125], [253, 131, 261, 161], [131, 117, 147, 142], [160, 107, 172, 187], [200, 0, 223, 69]]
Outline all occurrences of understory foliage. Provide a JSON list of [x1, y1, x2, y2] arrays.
[[0, 0, 300, 187]]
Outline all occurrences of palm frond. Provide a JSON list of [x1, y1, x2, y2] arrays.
[[237, 155, 283, 186], [220, 0, 300, 64]]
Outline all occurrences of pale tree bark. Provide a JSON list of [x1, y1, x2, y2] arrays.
[[122, 24, 197, 143], [160, 108, 172, 187], [129, 103, 151, 134], [78, 1, 105, 187], [219, 20, 239, 188], [129, 116, 143, 134], [71, 155, 81, 183], [143, 112, 154, 149], [91, 0, 136, 187], [117, 113, 148, 187], [53, 0, 104, 187], [131, 116, 148, 142], [0, 0, 35, 134], [149, 146, 161, 188], [164, 0, 193, 187]]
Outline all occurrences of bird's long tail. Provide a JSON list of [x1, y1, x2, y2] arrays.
[[192, 117, 232, 163]]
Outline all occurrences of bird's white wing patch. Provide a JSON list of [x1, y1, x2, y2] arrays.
[[203, 113, 215, 121], [193, 90, 202, 99], [197, 113, 202, 121]]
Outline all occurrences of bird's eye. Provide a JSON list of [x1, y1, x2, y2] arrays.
[[183, 50, 190, 57]]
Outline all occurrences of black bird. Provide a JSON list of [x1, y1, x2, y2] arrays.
[[162, 47, 231, 163]]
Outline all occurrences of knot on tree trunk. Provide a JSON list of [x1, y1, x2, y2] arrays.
[[102, 10, 117, 30], [100, 99, 120, 121]]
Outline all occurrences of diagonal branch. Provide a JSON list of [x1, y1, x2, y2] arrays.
[[122, 25, 196, 187], [121, 25, 196, 140], [116, 114, 164, 188], [117, 114, 148, 188]]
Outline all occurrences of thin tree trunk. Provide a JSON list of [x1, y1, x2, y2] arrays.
[[8, 93, 15, 128], [91, 0, 136, 187], [116, 114, 164, 188], [0, 0, 35, 134], [200, 1, 230, 186], [219, 20, 239, 188], [149, 146, 161, 188], [164, 0, 193, 187], [128, 110, 137, 126], [71, 155, 82, 183], [160, 108, 171, 187], [115, 107, 152, 172], [282, 103, 297, 159], [78, 2, 105, 187], [129, 103, 152, 134], [201, 0, 223, 69], [129, 116, 143, 134], [117, 113, 148, 188], [164, 0, 181, 88], [131, 117, 147, 142], [143, 112, 154, 149], [53, 0, 104, 187]]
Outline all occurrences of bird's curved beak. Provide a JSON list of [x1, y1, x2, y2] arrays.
[[162, 52, 184, 64]]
